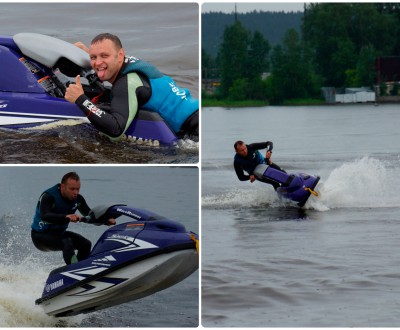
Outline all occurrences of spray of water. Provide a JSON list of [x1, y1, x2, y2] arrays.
[[0, 255, 85, 326], [308, 156, 400, 210]]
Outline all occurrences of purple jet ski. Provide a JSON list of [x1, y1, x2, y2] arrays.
[[0, 33, 177, 145], [254, 164, 320, 207], [35, 204, 199, 317]]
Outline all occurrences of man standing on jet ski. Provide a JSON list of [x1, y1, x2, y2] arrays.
[[31, 172, 116, 265], [64, 33, 199, 139], [234, 140, 286, 190]]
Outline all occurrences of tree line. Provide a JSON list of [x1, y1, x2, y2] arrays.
[[202, 3, 400, 104]]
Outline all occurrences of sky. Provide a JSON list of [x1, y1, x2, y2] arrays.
[[201, 2, 305, 13]]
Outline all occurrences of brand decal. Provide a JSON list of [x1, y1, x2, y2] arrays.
[[109, 234, 135, 242], [106, 235, 158, 253], [61, 265, 109, 281], [83, 99, 105, 118], [0, 104, 8, 109], [116, 208, 141, 219], [46, 279, 64, 292], [169, 82, 187, 100], [93, 255, 117, 263]]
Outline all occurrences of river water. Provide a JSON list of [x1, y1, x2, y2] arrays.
[[201, 104, 400, 327], [0, 3, 199, 164], [0, 166, 199, 327]]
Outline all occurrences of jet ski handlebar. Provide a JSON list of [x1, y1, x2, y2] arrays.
[[78, 204, 166, 226]]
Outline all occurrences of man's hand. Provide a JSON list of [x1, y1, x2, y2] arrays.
[[265, 150, 272, 165], [250, 175, 256, 183], [67, 214, 81, 223], [65, 75, 84, 103], [107, 218, 117, 226], [74, 41, 89, 53]]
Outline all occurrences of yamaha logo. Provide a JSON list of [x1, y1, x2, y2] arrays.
[[45, 279, 64, 292]]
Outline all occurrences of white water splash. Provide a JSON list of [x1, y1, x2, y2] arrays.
[[308, 157, 400, 210], [177, 138, 199, 151], [0, 256, 85, 327]]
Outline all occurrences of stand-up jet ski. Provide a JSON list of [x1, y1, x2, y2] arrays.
[[35, 204, 199, 317], [0, 33, 178, 145], [254, 164, 320, 207]]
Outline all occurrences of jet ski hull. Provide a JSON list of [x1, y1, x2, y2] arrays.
[[35, 204, 199, 317], [254, 164, 320, 207], [38, 249, 198, 317]]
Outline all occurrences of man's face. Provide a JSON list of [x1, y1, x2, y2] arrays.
[[89, 39, 125, 84], [236, 144, 248, 157], [60, 179, 81, 201]]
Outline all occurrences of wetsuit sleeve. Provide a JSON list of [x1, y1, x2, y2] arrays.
[[234, 161, 250, 181], [247, 141, 273, 152], [77, 195, 91, 216], [39, 193, 70, 225], [74, 75, 132, 137]]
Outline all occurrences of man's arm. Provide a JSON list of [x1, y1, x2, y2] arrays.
[[39, 193, 71, 225], [247, 141, 273, 152], [77, 195, 91, 217], [234, 161, 250, 181], [75, 75, 132, 137]]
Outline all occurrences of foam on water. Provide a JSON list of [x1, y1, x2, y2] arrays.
[[202, 187, 286, 210], [203, 157, 400, 212], [177, 138, 199, 151], [23, 119, 88, 130], [0, 256, 85, 327]]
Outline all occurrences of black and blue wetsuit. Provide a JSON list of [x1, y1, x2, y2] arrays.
[[31, 184, 92, 265], [234, 141, 285, 190], [74, 56, 199, 139]]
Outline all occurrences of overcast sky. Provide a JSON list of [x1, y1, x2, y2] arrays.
[[201, 2, 305, 13]]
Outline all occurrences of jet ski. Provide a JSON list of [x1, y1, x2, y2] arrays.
[[0, 33, 178, 145], [35, 204, 199, 317], [254, 164, 320, 207]]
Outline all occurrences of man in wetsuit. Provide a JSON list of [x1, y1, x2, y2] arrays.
[[65, 33, 199, 139], [31, 172, 116, 265], [233, 140, 286, 190]]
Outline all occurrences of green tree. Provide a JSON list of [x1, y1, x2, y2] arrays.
[[303, 3, 399, 87], [202, 48, 215, 80], [268, 29, 320, 104], [246, 31, 270, 81], [217, 20, 270, 100], [218, 20, 250, 97]]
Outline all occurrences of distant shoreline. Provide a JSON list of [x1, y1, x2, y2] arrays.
[[201, 98, 325, 107]]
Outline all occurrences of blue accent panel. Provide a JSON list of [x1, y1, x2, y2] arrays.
[[122, 57, 163, 79], [122, 57, 198, 132], [143, 76, 198, 132]]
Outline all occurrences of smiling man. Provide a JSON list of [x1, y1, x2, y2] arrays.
[[65, 33, 199, 139]]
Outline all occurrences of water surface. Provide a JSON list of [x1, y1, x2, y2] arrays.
[[202, 104, 400, 327]]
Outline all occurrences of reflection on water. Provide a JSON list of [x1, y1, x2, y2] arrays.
[[233, 206, 313, 222]]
